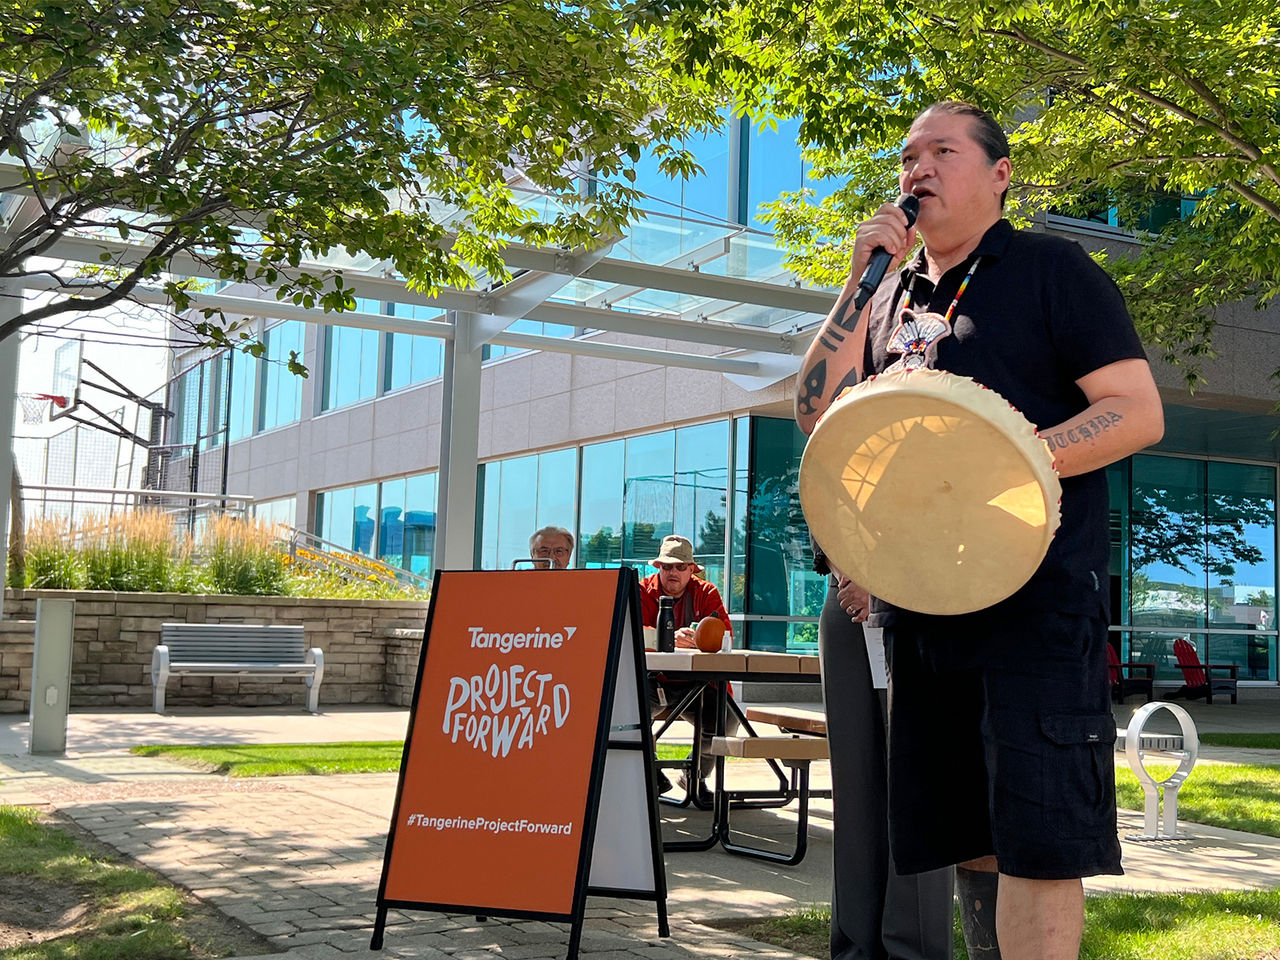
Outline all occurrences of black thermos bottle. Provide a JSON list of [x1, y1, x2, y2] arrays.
[[656, 596, 676, 652]]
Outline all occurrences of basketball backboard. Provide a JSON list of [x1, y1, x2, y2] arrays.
[[48, 337, 83, 420]]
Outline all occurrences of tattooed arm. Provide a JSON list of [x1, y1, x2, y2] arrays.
[[796, 201, 917, 435], [1042, 358, 1164, 477]]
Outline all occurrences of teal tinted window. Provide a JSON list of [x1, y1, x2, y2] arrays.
[[1127, 454, 1277, 681], [260, 320, 304, 430], [203, 354, 226, 450], [728, 417, 749, 613], [1131, 455, 1207, 631], [746, 416, 822, 652]]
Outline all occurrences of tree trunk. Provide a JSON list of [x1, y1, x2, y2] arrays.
[[7, 462, 24, 588]]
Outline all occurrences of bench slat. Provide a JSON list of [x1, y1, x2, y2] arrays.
[[744, 706, 828, 738], [711, 735, 830, 760]]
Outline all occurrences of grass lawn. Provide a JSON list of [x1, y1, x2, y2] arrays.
[[130, 741, 406, 776], [1200, 733, 1280, 751], [736, 894, 1280, 960], [0, 804, 271, 959], [131, 740, 697, 776], [1114, 761, 1280, 838]]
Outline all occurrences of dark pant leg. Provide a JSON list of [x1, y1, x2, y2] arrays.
[[652, 679, 738, 779], [821, 581, 953, 960]]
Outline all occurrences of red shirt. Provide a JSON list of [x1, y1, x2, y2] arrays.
[[639, 573, 733, 640]]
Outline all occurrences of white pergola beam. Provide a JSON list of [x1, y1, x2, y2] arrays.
[[523, 300, 799, 354], [21, 275, 457, 340], [497, 240, 835, 315], [490, 330, 760, 374], [467, 237, 617, 352]]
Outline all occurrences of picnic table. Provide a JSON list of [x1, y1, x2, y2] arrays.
[[645, 650, 826, 863]]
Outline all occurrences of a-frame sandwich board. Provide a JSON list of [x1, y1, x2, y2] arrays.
[[372, 567, 668, 959]]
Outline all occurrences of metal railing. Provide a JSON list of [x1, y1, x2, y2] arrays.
[[281, 526, 433, 593], [20, 483, 253, 528]]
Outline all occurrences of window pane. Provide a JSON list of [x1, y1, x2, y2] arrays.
[[497, 455, 539, 567], [536, 448, 578, 552], [384, 305, 445, 392], [622, 431, 675, 568], [747, 416, 822, 652], [479, 463, 501, 569], [378, 477, 407, 568], [323, 325, 380, 411], [1207, 461, 1276, 629], [579, 440, 624, 568], [403, 473, 437, 576], [228, 349, 258, 441], [675, 420, 729, 594], [1130, 455, 1207, 629], [261, 321, 304, 430], [352, 483, 378, 555], [204, 355, 225, 450], [728, 417, 749, 614]]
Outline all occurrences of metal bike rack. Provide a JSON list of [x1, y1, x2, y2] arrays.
[[1121, 701, 1199, 841]]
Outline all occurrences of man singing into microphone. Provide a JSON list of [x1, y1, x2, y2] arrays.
[[795, 101, 1164, 960]]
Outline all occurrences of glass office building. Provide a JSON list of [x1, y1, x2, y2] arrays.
[[166, 115, 1280, 681]]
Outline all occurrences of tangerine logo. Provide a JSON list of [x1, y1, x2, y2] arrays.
[[468, 625, 576, 655]]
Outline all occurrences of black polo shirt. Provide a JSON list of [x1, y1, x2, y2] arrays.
[[861, 219, 1146, 626]]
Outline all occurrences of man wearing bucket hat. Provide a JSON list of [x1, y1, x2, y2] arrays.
[[639, 535, 736, 803]]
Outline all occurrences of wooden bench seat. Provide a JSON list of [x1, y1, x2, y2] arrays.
[[708, 734, 830, 865], [743, 706, 828, 737], [152, 623, 323, 714]]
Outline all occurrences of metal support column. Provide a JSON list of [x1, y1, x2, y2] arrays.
[[435, 311, 484, 570], [0, 280, 21, 620]]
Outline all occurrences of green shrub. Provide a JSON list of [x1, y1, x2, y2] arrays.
[[202, 515, 289, 595], [24, 517, 83, 589], [81, 512, 177, 592]]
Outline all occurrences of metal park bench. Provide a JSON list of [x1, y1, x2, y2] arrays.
[[151, 623, 324, 714]]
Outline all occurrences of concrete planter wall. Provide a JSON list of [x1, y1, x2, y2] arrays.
[[0, 589, 428, 713]]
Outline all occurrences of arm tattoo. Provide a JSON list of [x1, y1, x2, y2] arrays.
[[830, 296, 860, 332], [817, 325, 846, 352], [1044, 411, 1124, 451], [797, 359, 827, 417]]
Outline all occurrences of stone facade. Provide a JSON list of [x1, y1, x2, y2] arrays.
[[0, 590, 428, 712]]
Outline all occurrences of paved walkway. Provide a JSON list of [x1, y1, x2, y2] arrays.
[[0, 702, 1278, 959]]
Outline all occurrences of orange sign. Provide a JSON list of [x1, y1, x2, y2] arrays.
[[380, 569, 625, 916]]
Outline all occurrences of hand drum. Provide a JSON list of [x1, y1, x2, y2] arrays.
[[799, 368, 1061, 615]]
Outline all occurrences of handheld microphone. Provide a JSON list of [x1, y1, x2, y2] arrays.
[[852, 193, 919, 310]]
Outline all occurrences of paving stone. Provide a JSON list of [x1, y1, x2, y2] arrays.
[[254, 921, 303, 937]]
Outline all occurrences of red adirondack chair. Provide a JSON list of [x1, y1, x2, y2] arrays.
[[1107, 643, 1154, 703], [1170, 637, 1239, 704]]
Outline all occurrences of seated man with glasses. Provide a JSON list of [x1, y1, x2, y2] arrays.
[[528, 526, 575, 570], [639, 535, 737, 804]]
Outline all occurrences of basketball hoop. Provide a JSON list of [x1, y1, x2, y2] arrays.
[[17, 393, 67, 424]]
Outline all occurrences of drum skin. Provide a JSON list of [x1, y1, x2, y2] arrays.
[[799, 368, 1062, 616]]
